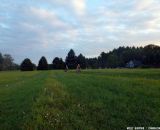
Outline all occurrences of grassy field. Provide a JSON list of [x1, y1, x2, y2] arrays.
[[0, 69, 160, 130]]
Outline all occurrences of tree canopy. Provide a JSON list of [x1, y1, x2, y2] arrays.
[[0, 53, 18, 71], [1, 44, 160, 71], [65, 49, 77, 69], [20, 58, 34, 71], [52, 57, 65, 70], [37, 56, 48, 70], [77, 54, 86, 69]]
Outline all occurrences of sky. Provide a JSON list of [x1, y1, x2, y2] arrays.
[[0, 0, 160, 64]]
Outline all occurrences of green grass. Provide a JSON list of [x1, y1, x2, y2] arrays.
[[0, 69, 160, 130]]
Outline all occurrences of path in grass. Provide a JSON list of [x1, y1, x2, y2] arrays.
[[0, 69, 160, 130]]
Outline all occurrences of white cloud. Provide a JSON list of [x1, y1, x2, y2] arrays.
[[135, 0, 154, 11], [39, 0, 87, 16], [71, 0, 86, 15], [0, 0, 160, 64], [29, 7, 68, 29]]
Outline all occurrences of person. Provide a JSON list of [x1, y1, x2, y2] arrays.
[[76, 64, 81, 73], [65, 64, 68, 72]]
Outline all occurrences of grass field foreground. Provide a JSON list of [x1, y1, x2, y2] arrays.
[[0, 69, 160, 130]]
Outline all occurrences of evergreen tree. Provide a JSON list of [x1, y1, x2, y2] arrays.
[[59, 58, 65, 69], [52, 57, 65, 69], [65, 49, 77, 69], [143, 44, 160, 67], [0, 53, 3, 71], [86, 58, 99, 69], [52, 57, 60, 69], [77, 54, 86, 69], [20, 58, 34, 71], [98, 52, 108, 68], [107, 54, 119, 68], [37, 56, 48, 70]]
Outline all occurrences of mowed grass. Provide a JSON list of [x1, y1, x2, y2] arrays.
[[0, 69, 160, 130]]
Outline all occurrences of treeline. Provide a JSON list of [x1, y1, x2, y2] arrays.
[[20, 49, 86, 71], [95, 44, 160, 68], [20, 44, 160, 71], [0, 53, 19, 71], [0, 44, 160, 71]]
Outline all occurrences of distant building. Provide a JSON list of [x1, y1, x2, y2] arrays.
[[126, 60, 142, 68]]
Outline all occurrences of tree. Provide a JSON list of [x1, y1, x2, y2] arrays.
[[52, 57, 60, 69], [2, 54, 14, 71], [0, 53, 19, 71], [98, 52, 108, 68], [0, 53, 3, 63], [20, 58, 34, 71], [52, 57, 65, 69], [37, 56, 48, 70], [107, 54, 119, 68], [86, 58, 99, 69], [143, 44, 160, 67], [77, 54, 86, 69], [59, 58, 65, 69], [0, 53, 3, 71], [65, 49, 77, 69]]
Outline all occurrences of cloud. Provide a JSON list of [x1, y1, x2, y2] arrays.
[[29, 7, 71, 29], [0, 0, 160, 64], [71, 0, 86, 15], [135, 0, 154, 11]]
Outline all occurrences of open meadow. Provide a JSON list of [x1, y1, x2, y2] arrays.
[[0, 69, 160, 130]]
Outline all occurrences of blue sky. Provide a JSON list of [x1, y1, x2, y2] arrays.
[[0, 0, 160, 64]]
